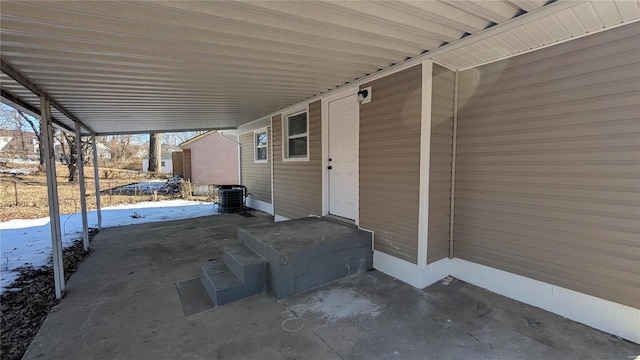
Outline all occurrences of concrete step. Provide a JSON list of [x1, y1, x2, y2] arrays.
[[223, 244, 267, 282], [238, 226, 269, 259], [199, 258, 265, 306]]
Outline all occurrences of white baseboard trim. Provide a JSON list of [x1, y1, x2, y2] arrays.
[[246, 197, 273, 215], [373, 251, 640, 343], [449, 258, 640, 344], [274, 214, 289, 222], [373, 251, 453, 289]]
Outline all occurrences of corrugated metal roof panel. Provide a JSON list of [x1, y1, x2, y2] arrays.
[[1, 0, 638, 134], [506, 0, 548, 13], [441, 0, 518, 23]]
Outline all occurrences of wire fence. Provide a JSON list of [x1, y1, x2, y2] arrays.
[[0, 165, 200, 222]]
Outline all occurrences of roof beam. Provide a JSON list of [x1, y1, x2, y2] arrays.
[[1, 58, 95, 134], [1, 88, 75, 133], [1, 88, 41, 119]]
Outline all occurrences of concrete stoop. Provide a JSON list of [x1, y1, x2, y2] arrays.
[[200, 217, 373, 305]]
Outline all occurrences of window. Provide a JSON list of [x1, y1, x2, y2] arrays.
[[161, 161, 166, 166], [284, 111, 308, 160], [255, 130, 268, 162]]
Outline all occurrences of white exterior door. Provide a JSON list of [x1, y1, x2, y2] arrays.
[[328, 95, 358, 219]]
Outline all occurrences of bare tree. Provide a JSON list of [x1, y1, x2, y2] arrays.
[[53, 130, 90, 182], [0, 104, 44, 166], [17, 110, 44, 168], [54, 130, 77, 181], [148, 132, 162, 174], [168, 131, 208, 145], [105, 135, 133, 160]]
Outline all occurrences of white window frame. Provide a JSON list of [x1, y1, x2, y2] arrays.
[[282, 107, 310, 161], [254, 127, 268, 163]]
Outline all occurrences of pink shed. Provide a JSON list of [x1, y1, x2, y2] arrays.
[[180, 131, 240, 192]]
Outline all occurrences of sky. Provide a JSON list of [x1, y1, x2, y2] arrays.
[[0, 199, 219, 293]]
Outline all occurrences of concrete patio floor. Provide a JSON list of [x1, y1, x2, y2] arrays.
[[23, 213, 639, 360]]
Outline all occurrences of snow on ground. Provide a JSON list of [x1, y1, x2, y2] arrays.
[[0, 158, 38, 165], [0, 168, 35, 175], [117, 180, 166, 192], [0, 200, 218, 292]]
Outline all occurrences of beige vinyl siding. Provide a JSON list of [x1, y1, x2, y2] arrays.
[[240, 128, 272, 203], [427, 64, 455, 264], [272, 100, 322, 219], [359, 65, 422, 264], [455, 23, 640, 309]]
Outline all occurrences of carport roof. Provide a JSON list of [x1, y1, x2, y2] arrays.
[[1, 1, 638, 135]]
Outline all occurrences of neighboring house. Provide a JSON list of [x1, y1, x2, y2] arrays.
[[83, 142, 111, 162], [0, 130, 38, 159], [179, 131, 240, 195], [94, 142, 111, 160], [142, 153, 173, 174], [237, 23, 639, 343], [0, 135, 12, 151]]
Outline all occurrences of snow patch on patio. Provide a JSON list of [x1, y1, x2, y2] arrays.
[[0, 200, 217, 292], [291, 288, 382, 323]]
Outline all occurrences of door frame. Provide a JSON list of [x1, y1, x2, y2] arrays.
[[321, 88, 360, 224]]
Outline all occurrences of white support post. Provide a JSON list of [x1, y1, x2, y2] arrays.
[[75, 122, 89, 251], [417, 60, 433, 268], [91, 133, 102, 229], [449, 71, 459, 259], [40, 96, 65, 299]]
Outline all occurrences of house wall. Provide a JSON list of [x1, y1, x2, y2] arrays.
[[240, 128, 272, 203], [427, 64, 455, 264], [142, 158, 172, 174], [182, 132, 239, 186], [455, 23, 640, 309], [359, 65, 422, 264], [272, 100, 323, 220]]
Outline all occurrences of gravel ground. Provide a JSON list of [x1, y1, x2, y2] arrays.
[[1, 230, 96, 360]]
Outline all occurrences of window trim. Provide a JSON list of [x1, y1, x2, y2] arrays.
[[282, 107, 310, 162], [254, 127, 269, 163]]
